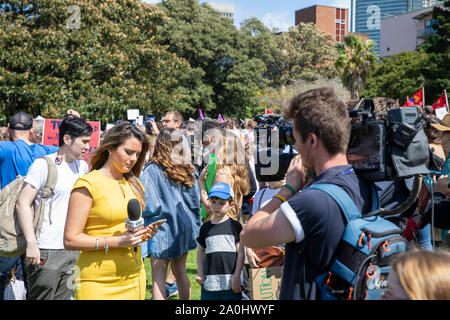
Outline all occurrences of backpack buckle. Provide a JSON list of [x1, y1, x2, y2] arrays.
[[382, 241, 391, 253]]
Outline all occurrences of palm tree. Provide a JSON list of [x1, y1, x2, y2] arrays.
[[335, 35, 378, 100]]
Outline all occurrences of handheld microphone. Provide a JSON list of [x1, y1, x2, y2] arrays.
[[126, 199, 144, 232]]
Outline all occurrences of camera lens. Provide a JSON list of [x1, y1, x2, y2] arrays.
[[279, 125, 295, 146]]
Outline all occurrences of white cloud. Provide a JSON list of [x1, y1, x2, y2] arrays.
[[261, 11, 292, 32]]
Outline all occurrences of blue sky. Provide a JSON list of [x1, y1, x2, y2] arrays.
[[143, 0, 351, 31]]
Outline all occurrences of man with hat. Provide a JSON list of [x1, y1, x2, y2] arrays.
[[422, 113, 450, 244], [0, 112, 58, 300]]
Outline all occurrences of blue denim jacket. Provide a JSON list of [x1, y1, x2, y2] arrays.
[[140, 163, 201, 259]]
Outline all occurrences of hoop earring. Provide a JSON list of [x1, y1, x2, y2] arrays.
[[55, 151, 63, 165]]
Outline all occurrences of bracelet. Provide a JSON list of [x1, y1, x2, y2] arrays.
[[104, 237, 109, 255], [283, 184, 296, 196], [95, 237, 99, 251], [273, 194, 287, 203]]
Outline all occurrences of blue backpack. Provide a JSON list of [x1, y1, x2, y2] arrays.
[[306, 184, 407, 300]]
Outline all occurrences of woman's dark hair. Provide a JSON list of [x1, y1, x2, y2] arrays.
[[58, 115, 93, 147]]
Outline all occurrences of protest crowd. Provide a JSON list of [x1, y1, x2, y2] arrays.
[[1, 88, 450, 302]]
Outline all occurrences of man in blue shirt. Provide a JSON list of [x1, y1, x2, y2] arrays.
[[241, 88, 374, 300], [0, 112, 57, 300]]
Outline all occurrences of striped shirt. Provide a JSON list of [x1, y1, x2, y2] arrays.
[[197, 218, 243, 292]]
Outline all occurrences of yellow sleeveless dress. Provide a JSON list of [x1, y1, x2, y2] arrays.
[[72, 170, 146, 300]]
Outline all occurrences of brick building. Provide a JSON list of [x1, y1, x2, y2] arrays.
[[295, 5, 349, 43]]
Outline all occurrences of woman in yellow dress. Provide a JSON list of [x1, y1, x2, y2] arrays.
[[64, 123, 157, 300]]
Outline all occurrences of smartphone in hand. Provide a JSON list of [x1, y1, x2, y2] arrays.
[[151, 219, 167, 227]]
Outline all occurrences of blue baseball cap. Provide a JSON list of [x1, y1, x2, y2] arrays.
[[207, 183, 234, 200]]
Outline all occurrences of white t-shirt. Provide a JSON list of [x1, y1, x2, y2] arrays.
[[24, 153, 89, 249], [251, 187, 281, 214], [4, 278, 26, 300]]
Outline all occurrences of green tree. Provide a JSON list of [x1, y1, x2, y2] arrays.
[[239, 18, 286, 87], [156, 0, 267, 119], [335, 35, 378, 99], [362, 50, 428, 102], [0, 0, 189, 124], [280, 23, 337, 84]]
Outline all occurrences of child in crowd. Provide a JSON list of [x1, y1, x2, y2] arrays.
[[196, 183, 245, 300]]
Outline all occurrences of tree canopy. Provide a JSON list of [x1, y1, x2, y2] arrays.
[[0, 0, 188, 124], [335, 35, 378, 100], [0, 0, 355, 123], [155, 0, 268, 119]]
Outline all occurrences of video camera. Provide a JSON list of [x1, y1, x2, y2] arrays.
[[253, 114, 296, 182], [253, 99, 431, 184], [347, 99, 430, 181]]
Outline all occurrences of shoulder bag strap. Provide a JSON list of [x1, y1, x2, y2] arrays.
[[307, 184, 362, 223], [257, 188, 267, 211], [34, 157, 58, 237]]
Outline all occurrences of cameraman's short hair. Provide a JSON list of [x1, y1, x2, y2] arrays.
[[59, 115, 93, 147], [283, 87, 350, 155]]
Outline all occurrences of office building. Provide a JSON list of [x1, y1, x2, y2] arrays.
[[423, 0, 445, 7], [380, 6, 437, 57], [350, 0, 423, 54]]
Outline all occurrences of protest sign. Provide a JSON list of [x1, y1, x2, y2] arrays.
[[250, 266, 283, 300], [42, 119, 101, 161], [127, 109, 140, 121]]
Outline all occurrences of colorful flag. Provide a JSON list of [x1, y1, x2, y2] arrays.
[[198, 109, 204, 120], [432, 93, 448, 111], [218, 114, 225, 123], [403, 99, 414, 107], [408, 89, 424, 107]]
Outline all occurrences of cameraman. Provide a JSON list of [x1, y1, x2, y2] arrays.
[[241, 87, 374, 300]]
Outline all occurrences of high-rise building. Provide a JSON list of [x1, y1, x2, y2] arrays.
[[350, 0, 423, 54], [423, 0, 445, 7], [295, 5, 349, 43], [205, 3, 235, 22]]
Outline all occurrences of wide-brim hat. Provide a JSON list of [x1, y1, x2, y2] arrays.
[[431, 113, 450, 132]]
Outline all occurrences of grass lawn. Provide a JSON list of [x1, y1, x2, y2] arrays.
[[143, 248, 202, 300]]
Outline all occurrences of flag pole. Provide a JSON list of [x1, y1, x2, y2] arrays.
[[423, 87, 425, 108], [445, 89, 449, 113]]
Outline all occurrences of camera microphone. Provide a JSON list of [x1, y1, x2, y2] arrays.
[[126, 199, 145, 253], [126, 199, 144, 232]]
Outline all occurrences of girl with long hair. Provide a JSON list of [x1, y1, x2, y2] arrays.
[[64, 123, 157, 300], [199, 130, 251, 221], [140, 128, 201, 300]]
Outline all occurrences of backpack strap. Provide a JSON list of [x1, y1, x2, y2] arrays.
[[307, 184, 362, 223], [370, 184, 380, 213], [33, 156, 58, 237]]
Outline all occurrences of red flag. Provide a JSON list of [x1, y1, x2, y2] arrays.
[[409, 89, 424, 107], [432, 93, 448, 110], [265, 109, 274, 115], [403, 99, 414, 107]]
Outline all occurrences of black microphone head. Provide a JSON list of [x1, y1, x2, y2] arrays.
[[127, 199, 141, 221]]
